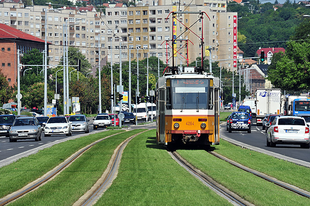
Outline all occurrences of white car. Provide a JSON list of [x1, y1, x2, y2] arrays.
[[93, 114, 111, 129], [267, 116, 310, 148], [44, 116, 72, 136]]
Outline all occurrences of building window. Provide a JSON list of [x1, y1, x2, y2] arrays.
[[136, 11, 141, 15], [7, 48, 10, 51], [1, 63, 4, 66], [143, 10, 147, 15], [8, 63, 11, 67], [1, 48, 4, 51], [158, 10, 162, 14], [129, 11, 133, 15]]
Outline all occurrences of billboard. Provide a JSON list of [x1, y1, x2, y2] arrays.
[[122, 91, 128, 104]]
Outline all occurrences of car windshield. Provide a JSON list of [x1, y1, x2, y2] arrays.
[[133, 108, 146, 113], [109, 115, 118, 119], [239, 108, 251, 113], [69, 116, 85, 121], [278, 118, 305, 125], [37, 117, 49, 122], [0, 116, 14, 123], [13, 118, 35, 126], [96, 115, 109, 120], [48, 117, 67, 123], [269, 116, 277, 122], [232, 113, 249, 119]]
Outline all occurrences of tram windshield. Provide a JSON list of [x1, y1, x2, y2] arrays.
[[171, 79, 209, 109]]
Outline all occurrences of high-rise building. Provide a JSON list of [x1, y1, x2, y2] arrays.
[[0, 1, 237, 75]]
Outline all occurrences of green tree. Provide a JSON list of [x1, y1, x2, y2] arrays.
[[0, 70, 13, 105], [268, 41, 310, 90]]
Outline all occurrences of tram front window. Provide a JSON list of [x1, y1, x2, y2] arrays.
[[171, 79, 209, 109]]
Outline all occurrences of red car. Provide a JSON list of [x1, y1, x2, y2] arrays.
[[109, 114, 119, 126]]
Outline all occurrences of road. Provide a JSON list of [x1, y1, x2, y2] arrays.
[[0, 119, 152, 167], [220, 122, 310, 163]]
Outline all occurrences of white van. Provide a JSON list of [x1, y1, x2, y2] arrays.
[[132, 103, 148, 122], [147, 103, 156, 120]]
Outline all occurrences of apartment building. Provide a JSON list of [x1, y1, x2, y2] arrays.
[[0, 1, 237, 75]]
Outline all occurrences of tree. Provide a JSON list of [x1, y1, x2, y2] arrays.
[[59, 47, 92, 75], [16, 82, 54, 109], [267, 41, 310, 90], [0, 70, 13, 105]]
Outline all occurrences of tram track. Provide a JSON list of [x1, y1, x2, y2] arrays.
[[209, 151, 310, 199], [0, 130, 146, 206], [169, 151, 253, 206]]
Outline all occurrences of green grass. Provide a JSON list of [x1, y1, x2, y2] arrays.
[[0, 130, 123, 198], [220, 111, 232, 121], [97, 130, 231, 205], [214, 140, 310, 192], [8, 129, 146, 206], [178, 142, 310, 205]]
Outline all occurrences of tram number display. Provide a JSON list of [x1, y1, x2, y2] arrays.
[[175, 79, 207, 85]]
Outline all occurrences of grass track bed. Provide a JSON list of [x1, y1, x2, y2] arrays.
[[97, 130, 231, 206], [214, 140, 310, 192], [178, 143, 310, 205], [0, 130, 123, 198], [7, 129, 146, 206]]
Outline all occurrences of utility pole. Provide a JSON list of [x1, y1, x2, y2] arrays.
[[110, 36, 114, 116], [129, 48, 131, 113], [146, 53, 149, 121], [158, 52, 160, 78], [44, 9, 48, 116], [119, 41, 122, 128], [98, 33, 102, 114], [63, 21, 67, 115], [17, 50, 21, 116]]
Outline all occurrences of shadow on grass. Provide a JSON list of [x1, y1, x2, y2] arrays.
[[146, 136, 217, 152]]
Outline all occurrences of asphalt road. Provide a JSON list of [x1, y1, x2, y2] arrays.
[[221, 122, 310, 163]]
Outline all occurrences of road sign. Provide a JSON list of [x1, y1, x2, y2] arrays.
[[16, 94, 22, 99], [119, 113, 124, 121]]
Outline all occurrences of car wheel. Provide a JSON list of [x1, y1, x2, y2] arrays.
[[266, 138, 270, 147], [85, 128, 89, 133], [247, 128, 251, 133], [40, 131, 44, 140], [270, 140, 276, 147], [228, 126, 232, 133], [9, 138, 16, 142], [93, 126, 97, 130], [262, 125, 265, 130]]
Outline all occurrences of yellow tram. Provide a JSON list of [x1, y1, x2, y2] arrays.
[[156, 67, 220, 148]]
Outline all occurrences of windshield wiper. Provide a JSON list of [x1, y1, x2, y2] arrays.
[[196, 92, 199, 112], [181, 95, 185, 112]]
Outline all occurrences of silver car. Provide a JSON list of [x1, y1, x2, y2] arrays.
[[68, 115, 89, 133], [9, 116, 44, 142]]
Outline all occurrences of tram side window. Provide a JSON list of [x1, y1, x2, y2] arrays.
[[209, 89, 213, 109], [166, 87, 171, 109]]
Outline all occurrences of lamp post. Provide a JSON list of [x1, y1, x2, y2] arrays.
[[98, 33, 102, 114], [44, 8, 48, 116], [55, 68, 63, 94], [23, 68, 32, 76]]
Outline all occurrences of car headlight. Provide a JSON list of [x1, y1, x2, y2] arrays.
[[63, 126, 68, 129], [2, 125, 9, 129], [30, 129, 38, 133], [45, 126, 50, 129], [9, 129, 17, 133]]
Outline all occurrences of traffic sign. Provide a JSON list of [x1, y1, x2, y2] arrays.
[[119, 113, 124, 121], [16, 94, 22, 99]]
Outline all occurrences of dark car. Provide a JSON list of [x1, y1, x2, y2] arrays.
[[0, 114, 15, 137], [36, 116, 49, 127], [238, 105, 252, 120], [264, 114, 280, 133], [227, 112, 251, 133], [121, 112, 136, 124], [226, 113, 232, 131]]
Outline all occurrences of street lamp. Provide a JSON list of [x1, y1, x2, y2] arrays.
[[23, 68, 32, 76], [55, 68, 63, 94]]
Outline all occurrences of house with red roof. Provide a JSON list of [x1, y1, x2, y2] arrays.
[[0, 23, 51, 87], [256, 47, 285, 65]]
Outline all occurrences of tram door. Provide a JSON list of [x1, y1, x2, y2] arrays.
[[214, 88, 220, 144], [158, 88, 166, 144]]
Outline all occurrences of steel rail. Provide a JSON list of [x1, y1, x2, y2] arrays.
[[0, 132, 126, 206], [78, 130, 148, 206], [210, 151, 310, 199], [170, 151, 253, 206]]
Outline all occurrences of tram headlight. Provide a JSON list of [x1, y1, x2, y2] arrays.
[[201, 123, 206, 129], [174, 123, 179, 129]]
